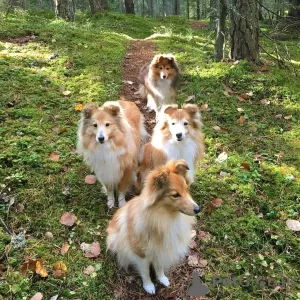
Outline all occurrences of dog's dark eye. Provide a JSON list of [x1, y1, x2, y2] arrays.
[[166, 67, 170, 70], [93, 123, 97, 128], [184, 122, 188, 126], [159, 67, 163, 70], [105, 123, 110, 127], [172, 122, 175, 125], [172, 193, 181, 199]]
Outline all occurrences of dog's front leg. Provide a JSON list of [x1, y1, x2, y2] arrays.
[[106, 185, 115, 209], [134, 256, 155, 294], [153, 262, 170, 287]]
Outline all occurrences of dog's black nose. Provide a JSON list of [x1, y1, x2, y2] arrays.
[[176, 133, 182, 139], [98, 136, 105, 143], [162, 75, 166, 79], [193, 205, 200, 214]]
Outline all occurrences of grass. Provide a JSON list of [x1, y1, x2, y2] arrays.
[[0, 11, 299, 300]]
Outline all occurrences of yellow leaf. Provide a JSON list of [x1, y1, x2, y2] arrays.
[[75, 103, 83, 111], [36, 260, 48, 278], [53, 261, 67, 278], [62, 90, 71, 96]]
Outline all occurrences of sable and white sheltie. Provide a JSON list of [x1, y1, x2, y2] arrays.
[[77, 99, 147, 208], [107, 160, 200, 294], [137, 104, 204, 189], [138, 54, 180, 113]]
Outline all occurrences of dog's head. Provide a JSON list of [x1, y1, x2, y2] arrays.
[[145, 160, 200, 216], [150, 54, 178, 80], [159, 104, 202, 142], [81, 102, 123, 145]]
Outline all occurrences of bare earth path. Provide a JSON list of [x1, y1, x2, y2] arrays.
[[120, 39, 156, 134], [112, 39, 206, 300]]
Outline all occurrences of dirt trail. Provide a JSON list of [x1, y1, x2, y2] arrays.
[[120, 39, 156, 134]]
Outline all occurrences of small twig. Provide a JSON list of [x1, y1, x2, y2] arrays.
[[259, 45, 285, 67], [0, 216, 12, 235]]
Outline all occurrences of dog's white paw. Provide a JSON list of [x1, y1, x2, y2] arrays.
[[143, 282, 155, 294], [107, 198, 114, 209], [118, 198, 126, 207], [158, 275, 170, 287]]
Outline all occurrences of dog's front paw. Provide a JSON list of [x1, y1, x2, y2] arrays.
[[118, 198, 126, 207], [143, 282, 155, 294], [107, 198, 114, 209], [158, 275, 170, 287]]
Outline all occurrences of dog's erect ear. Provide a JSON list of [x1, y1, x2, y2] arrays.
[[183, 104, 199, 117], [153, 171, 169, 190], [163, 105, 178, 116], [83, 103, 98, 119], [167, 55, 175, 63], [103, 103, 121, 117], [174, 160, 190, 177]]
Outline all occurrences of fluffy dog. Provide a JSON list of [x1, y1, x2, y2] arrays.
[[138, 54, 180, 113], [137, 104, 204, 189], [77, 100, 147, 208], [107, 160, 200, 294]]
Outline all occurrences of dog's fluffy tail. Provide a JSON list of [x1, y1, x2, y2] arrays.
[[139, 115, 149, 145]]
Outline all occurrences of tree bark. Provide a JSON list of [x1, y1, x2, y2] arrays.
[[187, 0, 190, 18], [54, 0, 75, 21], [89, 0, 102, 14], [288, 0, 300, 19], [228, 0, 260, 64], [196, 0, 201, 19], [174, 0, 180, 15], [210, 0, 217, 28], [125, 0, 134, 13], [149, 0, 154, 15], [214, 0, 227, 61]]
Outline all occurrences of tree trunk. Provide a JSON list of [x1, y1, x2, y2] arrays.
[[187, 0, 190, 18], [163, 0, 167, 16], [54, 0, 75, 21], [228, 0, 260, 64], [102, 0, 108, 10], [89, 0, 102, 14], [196, 0, 201, 19], [210, 0, 217, 28], [174, 0, 180, 15], [214, 0, 227, 61], [149, 0, 154, 15], [258, 0, 263, 20], [142, 0, 145, 15], [125, 0, 134, 13], [288, 0, 300, 19]]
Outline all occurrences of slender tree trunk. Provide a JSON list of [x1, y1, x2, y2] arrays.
[[149, 0, 154, 16], [288, 0, 300, 19], [214, 0, 227, 61], [187, 0, 190, 18], [258, 0, 263, 20], [142, 0, 145, 15], [228, 0, 260, 64], [125, 0, 134, 14], [102, 0, 108, 10], [174, 0, 180, 15], [163, 0, 167, 16], [54, 0, 75, 21], [196, 0, 201, 19], [210, 0, 217, 28]]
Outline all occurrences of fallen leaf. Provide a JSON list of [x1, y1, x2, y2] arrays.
[[260, 99, 270, 105], [185, 95, 195, 103], [85, 175, 97, 184], [188, 252, 200, 267], [80, 242, 101, 258], [30, 292, 43, 300], [223, 84, 235, 94], [199, 259, 208, 268], [53, 261, 67, 278], [36, 260, 48, 278], [62, 90, 71, 96], [49, 152, 59, 162], [284, 115, 292, 120], [50, 296, 58, 300], [211, 198, 223, 208], [200, 103, 209, 110], [15, 203, 24, 212], [275, 114, 282, 119], [199, 231, 207, 238], [83, 265, 95, 275], [60, 212, 76, 227], [237, 95, 246, 102], [223, 90, 230, 97], [237, 107, 244, 112], [213, 125, 221, 131], [123, 80, 133, 85], [286, 220, 300, 231], [75, 103, 83, 111], [190, 230, 197, 239], [61, 242, 70, 255], [62, 186, 70, 197], [219, 171, 230, 178], [216, 152, 228, 163], [189, 239, 197, 249], [246, 91, 254, 97], [239, 115, 245, 125], [241, 162, 250, 171]]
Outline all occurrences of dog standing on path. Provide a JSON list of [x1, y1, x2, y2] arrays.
[[138, 54, 180, 114], [107, 160, 200, 294]]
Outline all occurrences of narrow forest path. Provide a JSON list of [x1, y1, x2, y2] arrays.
[[120, 39, 157, 134]]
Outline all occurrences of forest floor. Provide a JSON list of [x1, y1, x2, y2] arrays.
[[0, 11, 299, 300]]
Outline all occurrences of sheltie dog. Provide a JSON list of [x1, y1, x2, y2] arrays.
[[138, 54, 180, 114], [77, 99, 147, 208], [137, 104, 204, 189], [107, 160, 200, 294]]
